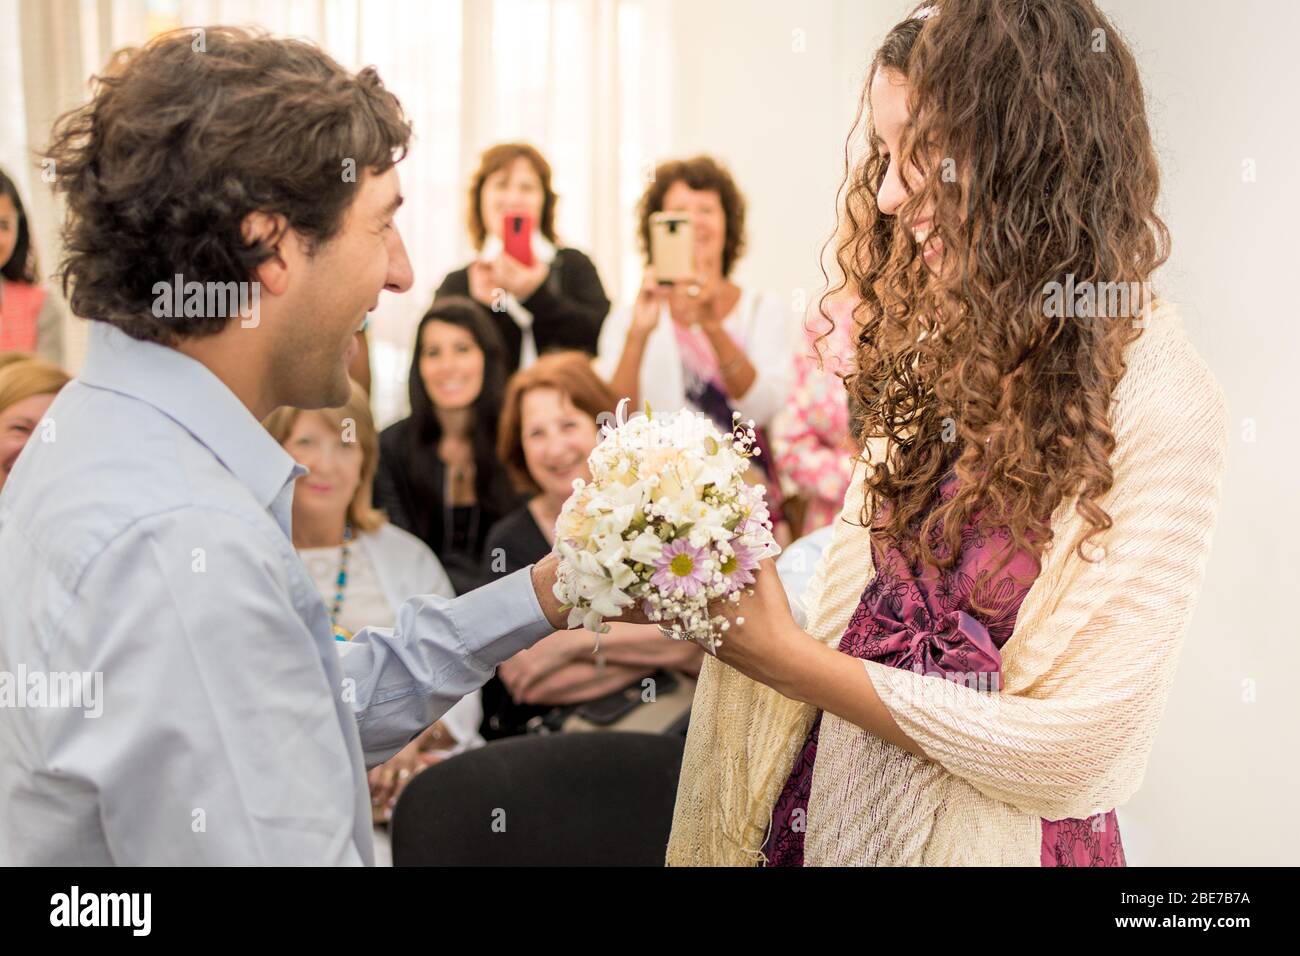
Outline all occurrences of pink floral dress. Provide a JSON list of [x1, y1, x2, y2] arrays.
[[762, 466, 1126, 867], [770, 301, 857, 534]]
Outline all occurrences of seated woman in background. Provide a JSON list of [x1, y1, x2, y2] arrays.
[[263, 380, 483, 823], [437, 142, 610, 374], [0, 170, 65, 365], [0, 355, 69, 493], [373, 297, 518, 595], [480, 350, 703, 738], [596, 155, 795, 541], [769, 293, 860, 537]]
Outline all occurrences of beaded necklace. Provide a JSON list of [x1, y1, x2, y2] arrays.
[[330, 522, 354, 641]]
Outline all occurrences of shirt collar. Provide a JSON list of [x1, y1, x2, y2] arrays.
[[78, 321, 305, 511]]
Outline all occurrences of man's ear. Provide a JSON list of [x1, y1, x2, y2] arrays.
[[241, 211, 294, 297]]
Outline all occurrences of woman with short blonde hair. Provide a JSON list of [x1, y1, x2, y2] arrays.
[[0, 355, 70, 492], [264, 380, 482, 823], [263, 379, 385, 534]]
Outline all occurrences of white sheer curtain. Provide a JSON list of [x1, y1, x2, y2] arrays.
[[6, 0, 670, 424]]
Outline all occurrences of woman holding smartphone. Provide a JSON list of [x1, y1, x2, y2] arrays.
[[597, 155, 796, 539], [436, 142, 610, 375]]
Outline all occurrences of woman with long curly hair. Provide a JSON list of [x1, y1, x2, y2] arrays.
[[666, 0, 1228, 866]]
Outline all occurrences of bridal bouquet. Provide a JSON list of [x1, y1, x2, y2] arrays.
[[552, 400, 780, 651]]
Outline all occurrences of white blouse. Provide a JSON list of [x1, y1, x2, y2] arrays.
[[595, 287, 798, 428], [300, 523, 483, 753]]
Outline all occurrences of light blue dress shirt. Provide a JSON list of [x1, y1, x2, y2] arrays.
[[0, 322, 553, 865]]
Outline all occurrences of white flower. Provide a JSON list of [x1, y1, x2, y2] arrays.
[[552, 407, 780, 644], [628, 529, 667, 566]]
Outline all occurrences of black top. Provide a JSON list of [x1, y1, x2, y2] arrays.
[[436, 246, 610, 374], [482, 503, 552, 577], [478, 503, 554, 739], [373, 416, 520, 595]]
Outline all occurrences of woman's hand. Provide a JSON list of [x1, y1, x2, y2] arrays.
[[696, 558, 817, 700], [491, 252, 549, 301], [630, 268, 668, 338], [498, 629, 592, 702], [519, 660, 650, 706], [467, 259, 499, 309], [367, 723, 452, 822], [666, 278, 715, 328]]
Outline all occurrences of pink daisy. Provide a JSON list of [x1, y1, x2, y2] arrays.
[[651, 540, 710, 598], [719, 539, 759, 592]]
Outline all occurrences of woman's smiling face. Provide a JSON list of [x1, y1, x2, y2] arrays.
[[283, 409, 363, 524], [480, 157, 546, 241], [869, 66, 945, 269], [0, 392, 55, 491], [520, 386, 598, 500], [419, 319, 485, 412]]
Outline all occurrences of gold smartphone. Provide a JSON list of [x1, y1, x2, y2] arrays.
[[649, 212, 694, 284]]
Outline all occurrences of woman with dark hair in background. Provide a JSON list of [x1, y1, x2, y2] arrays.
[[373, 296, 518, 594], [0, 169, 64, 365], [436, 142, 610, 374]]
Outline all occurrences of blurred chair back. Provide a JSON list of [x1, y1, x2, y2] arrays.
[[390, 731, 685, 866]]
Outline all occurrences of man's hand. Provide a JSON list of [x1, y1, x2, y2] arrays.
[[530, 554, 571, 630], [533, 551, 659, 629]]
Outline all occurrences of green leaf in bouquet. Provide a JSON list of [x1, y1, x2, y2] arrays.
[[644, 400, 653, 420], [704, 436, 719, 455], [673, 521, 695, 539]]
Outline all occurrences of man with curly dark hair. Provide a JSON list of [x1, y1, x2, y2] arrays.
[[0, 26, 574, 865]]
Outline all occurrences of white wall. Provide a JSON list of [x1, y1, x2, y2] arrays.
[[664, 0, 1300, 864], [664, 0, 880, 308], [1094, 0, 1300, 866]]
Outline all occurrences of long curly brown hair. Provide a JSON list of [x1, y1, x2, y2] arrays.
[[827, 0, 1170, 587]]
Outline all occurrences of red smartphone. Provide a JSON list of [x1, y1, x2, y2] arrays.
[[503, 213, 535, 266]]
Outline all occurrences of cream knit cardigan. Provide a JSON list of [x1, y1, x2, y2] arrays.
[[666, 301, 1229, 866]]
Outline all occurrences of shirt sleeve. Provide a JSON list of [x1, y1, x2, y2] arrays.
[[45, 508, 366, 865], [341, 565, 553, 765]]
